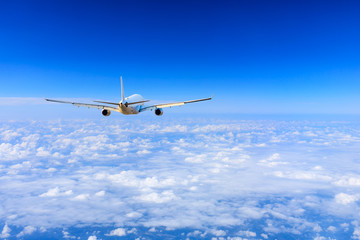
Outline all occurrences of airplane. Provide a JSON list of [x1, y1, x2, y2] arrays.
[[45, 77, 212, 116]]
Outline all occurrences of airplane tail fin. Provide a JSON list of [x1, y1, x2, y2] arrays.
[[121, 76, 125, 102]]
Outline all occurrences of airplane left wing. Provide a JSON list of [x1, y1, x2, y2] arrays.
[[140, 96, 213, 112], [45, 99, 120, 112]]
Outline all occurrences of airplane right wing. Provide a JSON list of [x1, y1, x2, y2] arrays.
[[45, 99, 120, 112], [139, 96, 213, 112]]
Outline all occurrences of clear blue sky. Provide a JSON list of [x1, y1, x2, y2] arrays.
[[0, 0, 360, 114]]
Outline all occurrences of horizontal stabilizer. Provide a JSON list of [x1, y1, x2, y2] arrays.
[[93, 100, 119, 105], [93, 100, 150, 107], [126, 100, 150, 106]]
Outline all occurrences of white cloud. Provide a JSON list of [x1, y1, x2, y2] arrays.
[[62, 230, 76, 239], [73, 194, 90, 201], [1, 118, 360, 238], [40, 187, 61, 197], [162, 124, 188, 133], [1, 130, 21, 141], [269, 153, 280, 161], [126, 212, 142, 218], [341, 223, 350, 231], [210, 229, 226, 237], [327, 226, 336, 232], [137, 149, 151, 155], [17, 226, 36, 237], [353, 226, 360, 240], [261, 233, 268, 239], [137, 190, 177, 203], [88, 236, 97, 240], [95, 190, 105, 197], [313, 224, 322, 232], [0, 223, 11, 238], [185, 154, 207, 163], [36, 147, 51, 157], [313, 165, 323, 170], [272, 171, 332, 181], [106, 228, 126, 236], [334, 177, 360, 187], [39, 187, 73, 197], [237, 230, 256, 237], [335, 193, 359, 205]]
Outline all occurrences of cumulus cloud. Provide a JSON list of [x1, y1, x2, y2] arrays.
[[95, 190, 105, 197], [335, 193, 359, 205], [73, 194, 90, 201], [40, 187, 73, 197], [1, 130, 21, 141], [0, 223, 11, 238], [210, 229, 226, 237], [106, 228, 127, 236], [237, 230, 256, 237], [126, 212, 142, 218], [0, 118, 360, 239], [17, 226, 36, 237], [327, 226, 336, 232], [137, 190, 177, 203], [334, 177, 360, 187]]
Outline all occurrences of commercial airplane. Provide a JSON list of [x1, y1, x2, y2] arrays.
[[45, 77, 212, 116]]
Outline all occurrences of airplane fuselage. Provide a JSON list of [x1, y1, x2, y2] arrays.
[[119, 94, 145, 115]]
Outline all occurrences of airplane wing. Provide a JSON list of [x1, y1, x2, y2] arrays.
[[45, 99, 120, 112], [140, 96, 213, 112]]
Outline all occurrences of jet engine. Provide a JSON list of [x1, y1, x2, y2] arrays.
[[154, 108, 163, 116], [102, 109, 111, 116]]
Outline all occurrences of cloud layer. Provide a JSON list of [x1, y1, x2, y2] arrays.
[[1, 117, 360, 239]]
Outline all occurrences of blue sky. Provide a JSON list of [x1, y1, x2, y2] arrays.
[[0, 0, 360, 115]]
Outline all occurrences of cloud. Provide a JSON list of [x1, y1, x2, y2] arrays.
[[335, 193, 359, 205], [137, 190, 177, 203], [334, 177, 360, 187], [0, 223, 11, 238], [1, 118, 360, 239], [95, 190, 105, 197], [73, 194, 90, 201], [237, 230, 256, 237], [17, 226, 36, 237], [327, 226, 336, 232], [36, 147, 51, 157], [106, 228, 127, 237], [210, 229, 226, 237], [126, 212, 142, 219], [40, 187, 73, 197], [1, 130, 21, 141], [62, 230, 76, 239]]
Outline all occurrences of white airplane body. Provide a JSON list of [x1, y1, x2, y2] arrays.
[[46, 77, 212, 117]]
